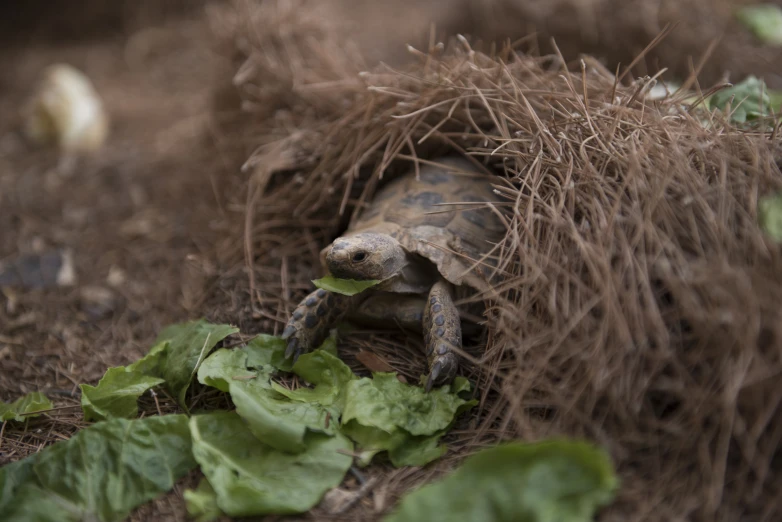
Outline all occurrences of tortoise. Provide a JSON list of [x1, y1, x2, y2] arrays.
[[282, 156, 506, 391]]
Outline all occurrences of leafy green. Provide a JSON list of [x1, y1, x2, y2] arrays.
[[80, 367, 165, 421], [189, 411, 353, 517], [386, 431, 449, 467], [342, 373, 473, 435], [184, 478, 222, 522], [760, 191, 782, 241], [312, 275, 381, 296], [384, 439, 619, 522], [77, 320, 237, 420], [244, 333, 293, 371], [341, 374, 476, 466], [197, 339, 336, 453], [737, 4, 782, 45], [152, 320, 238, 410], [273, 349, 356, 407], [0, 415, 196, 522], [0, 391, 53, 422], [196, 331, 474, 471], [230, 383, 335, 451], [0, 458, 36, 514], [710, 76, 772, 123], [341, 422, 447, 467]]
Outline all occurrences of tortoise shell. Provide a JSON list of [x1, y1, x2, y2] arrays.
[[331, 157, 506, 291]]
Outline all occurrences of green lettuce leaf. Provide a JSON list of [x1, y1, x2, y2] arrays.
[[710, 76, 771, 123], [0, 414, 196, 522], [184, 478, 222, 522], [737, 4, 782, 45], [152, 320, 238, 410], [197, 331, 472, 468], [272, 349, 356, 407], [0, 458, 36, 514], [312, 275, 381, 296], [384, 439, 619, 522], [229, 383, 335, 452], [759, 191, 782, 241], [189, 411, 353, 517], [341, 422, 447, 467], [341, 374, 476, 467], [0, 391, 53, 422], [126, 339, 168, 374], [80, 367, 165, 421], [197, 339, 336, 453]]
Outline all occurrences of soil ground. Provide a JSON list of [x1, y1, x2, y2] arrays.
[[0, 0, 222, 476]]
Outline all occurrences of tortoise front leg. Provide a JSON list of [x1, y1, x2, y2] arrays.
[[282, 288, 363, 361], [423, 279, 461, 392]]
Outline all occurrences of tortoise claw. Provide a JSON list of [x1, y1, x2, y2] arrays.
[[425, 361, 443, 393], [282, 325, 297, 340], [285, 338, 299, 360]]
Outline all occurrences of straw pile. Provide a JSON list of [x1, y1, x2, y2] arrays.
[[210, 1, 782, 520]]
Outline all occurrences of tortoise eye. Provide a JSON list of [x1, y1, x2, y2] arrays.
[[352, 251, 367, 263]]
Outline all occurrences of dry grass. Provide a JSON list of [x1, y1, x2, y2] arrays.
[[210, 1, 782, 520]]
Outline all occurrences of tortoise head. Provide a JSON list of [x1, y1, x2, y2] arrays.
[[325, 233, 407, 281]]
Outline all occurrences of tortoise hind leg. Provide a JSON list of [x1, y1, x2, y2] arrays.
[[282, 288, 363, 361], [423, 279, 461, 392]]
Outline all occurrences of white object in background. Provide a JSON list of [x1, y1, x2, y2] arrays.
[[23, 63, 109, 153]]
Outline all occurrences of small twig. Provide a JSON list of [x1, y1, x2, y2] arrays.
[[333, 476, 379, 515], [221, 334, 259, 350], [150, 389, 163, 417], [16, 405, 83, 416]]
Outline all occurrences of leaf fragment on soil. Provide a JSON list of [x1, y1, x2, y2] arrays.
[[0, 391, 53, 422], [78, 320, 238, 420], [79, 366, 165, 421], [0, 415, 196, 522], [313, 275, 381, 296], [384, 439, 619, 522], [151, 319, 239, 410], [189, 411, 353, 517], [737, 4, 782, 45]]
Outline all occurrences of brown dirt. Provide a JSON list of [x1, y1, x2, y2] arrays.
[[2, 0, 782, 521], [0, 0, 227, 476]]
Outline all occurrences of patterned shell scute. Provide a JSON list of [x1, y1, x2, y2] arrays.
[[349, 157, 506, 289]]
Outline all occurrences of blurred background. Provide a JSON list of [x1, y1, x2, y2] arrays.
[[2, 0, 781, 85]]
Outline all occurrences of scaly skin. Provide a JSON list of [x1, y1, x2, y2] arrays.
[[422, 279, 461, 392], [281, 288, 365, 361]]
